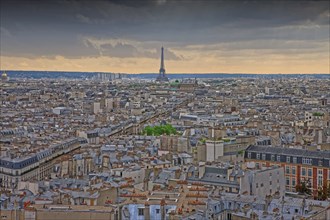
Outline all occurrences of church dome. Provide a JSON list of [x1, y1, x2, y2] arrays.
[[1, 72, 8, 81]]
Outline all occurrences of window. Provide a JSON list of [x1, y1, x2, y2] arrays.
[[317, 176, 323, 186], [318, 160, 323, 166], [256, 183, 259, 188], [270, 181, 272, 185], [301, 167, 306, 176], [292, 179, 296, 186], [286, 177, 290, 186], [271, 155, 275, 161], [286, 156, 290, 163], [277, 155, 281, 162], [247, 152, 251, 159], [292, 167, 296, 175], [156, 209, 160, 214], [256, 153, 260, 160], [302, 158, 312, 165], [262, 154, 266, 160], [286, 166, 290, 174], [318, 169, 323, 175], [138, 208, 144, 216], [293, 157, 297, 164], [308, 169, 312, 177]]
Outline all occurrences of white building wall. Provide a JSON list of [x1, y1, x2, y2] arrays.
[[105, 98, 114, 110], [206, 141, 224, 162], [93, 102, 101, 114], [240, 167, 285, 198]]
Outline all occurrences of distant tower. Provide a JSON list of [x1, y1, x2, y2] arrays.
[[156, 47, 169, 82]]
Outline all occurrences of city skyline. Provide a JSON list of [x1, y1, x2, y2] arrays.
[[1, 0, 329, 74]]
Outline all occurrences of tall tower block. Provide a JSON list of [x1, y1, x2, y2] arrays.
[[156, 47, 169, 82]]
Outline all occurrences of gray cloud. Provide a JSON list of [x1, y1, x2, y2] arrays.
[[0, 27, 12, 37], [0, 0, 328, 60], [76, 14, 93, 24], [83, 37, 182, 60]]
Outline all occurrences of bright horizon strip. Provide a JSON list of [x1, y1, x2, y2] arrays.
[[1, 70, 330, 75], [1, 55, 329, 74]]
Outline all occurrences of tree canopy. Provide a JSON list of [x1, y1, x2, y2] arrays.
[[142, 124, 177, 136]]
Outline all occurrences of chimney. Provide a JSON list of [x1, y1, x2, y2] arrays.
[[144, 202, 150, 220], [153, 167, 161, 181], [68, 158, 73, 178], [143, 178, 149, 191], [160, 198, 166, 220], [175, 169, 181, 179]]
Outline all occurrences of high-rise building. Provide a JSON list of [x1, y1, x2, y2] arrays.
[[156, 47, 169, 82]]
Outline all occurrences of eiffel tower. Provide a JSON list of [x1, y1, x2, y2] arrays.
[[156, 46, 169, 82]]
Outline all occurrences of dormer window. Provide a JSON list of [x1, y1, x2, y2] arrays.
[[293, 157, 297, 163], [286, 156, 290, 163], [271, 155, 275, 161]]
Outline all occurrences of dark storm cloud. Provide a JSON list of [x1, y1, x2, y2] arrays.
[[0, 0, 329, 58]]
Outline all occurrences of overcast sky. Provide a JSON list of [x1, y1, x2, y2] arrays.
[[1, 0, 329, 73]]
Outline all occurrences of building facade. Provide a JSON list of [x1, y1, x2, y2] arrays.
[[244, 145, 330, 197], [0, 138, 87, 190]]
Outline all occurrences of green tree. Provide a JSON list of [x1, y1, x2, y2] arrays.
[[317, 186, 323, 200], [142, 124, 177, 136], [316, 185, 328, 200], [143, 126, 154, 136], [296, 180, 311, 195], [237, 150, 244, 156], [313, 112, 324, 117]]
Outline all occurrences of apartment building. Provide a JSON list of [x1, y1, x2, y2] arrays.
[[0, 138, 87, 190], [244, 145, 330, 197]]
